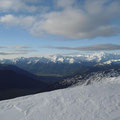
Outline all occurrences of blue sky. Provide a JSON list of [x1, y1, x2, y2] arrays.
[[0, 0, 120, 58]]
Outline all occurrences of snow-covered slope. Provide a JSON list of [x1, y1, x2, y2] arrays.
[[50, 69, 120, 89], [0, 77, 120, 120]]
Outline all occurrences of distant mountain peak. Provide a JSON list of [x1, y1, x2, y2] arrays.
[[1, 52, 120, 64]]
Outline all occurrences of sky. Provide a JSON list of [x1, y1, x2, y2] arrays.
[[0, 0, 120, 58]]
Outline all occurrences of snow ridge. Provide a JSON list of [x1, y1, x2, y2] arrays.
[[0, 75, 120, 120]]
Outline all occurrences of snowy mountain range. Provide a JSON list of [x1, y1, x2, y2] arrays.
[[1, 52, 120, 77], [0, 53, 120, 119], [1, 52, 120, 64]]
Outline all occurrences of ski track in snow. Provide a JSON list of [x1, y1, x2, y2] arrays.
[[0, 77, 120, 120]]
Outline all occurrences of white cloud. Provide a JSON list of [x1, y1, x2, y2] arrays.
[[30, 0, 120, 39], [0, 0, 120, 39], [0, 14, 35, 28], [0, 0, 38, 12], [42, 44, 120, 51], [0, 45, 36, 56]]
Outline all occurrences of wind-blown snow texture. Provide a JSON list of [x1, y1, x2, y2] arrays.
[[0, 77, 120, 120]]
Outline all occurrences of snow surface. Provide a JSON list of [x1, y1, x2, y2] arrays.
[[0, 77, 120, 120]]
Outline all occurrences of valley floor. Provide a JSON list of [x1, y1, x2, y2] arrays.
[[0, 77, 120, 120]]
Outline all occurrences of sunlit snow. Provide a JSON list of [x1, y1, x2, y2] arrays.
[[0, 77, 120, 120]]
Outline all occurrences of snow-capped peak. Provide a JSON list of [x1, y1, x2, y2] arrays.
[[0, 52, 120, 64]]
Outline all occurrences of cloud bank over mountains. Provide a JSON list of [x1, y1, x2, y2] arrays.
[[1, 43, 120, 57], [42, 44, 120, 51], [0, 45, 36, 56], [0, 0, 120, 39]]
